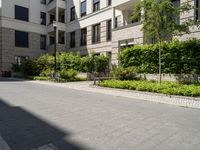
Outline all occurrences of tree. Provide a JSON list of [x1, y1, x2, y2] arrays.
[[132, 0, 200, 83]]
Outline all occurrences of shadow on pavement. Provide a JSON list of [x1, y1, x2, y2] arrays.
[[0, 99, 91, 150]]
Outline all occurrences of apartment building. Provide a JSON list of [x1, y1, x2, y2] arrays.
[[0, 0, 199, 76]]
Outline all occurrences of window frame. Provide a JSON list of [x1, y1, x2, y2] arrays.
[[81, 0, 87, 17], [93, 0, 100, 12], [15, 30, 29, 48], [15, 5, 29, 22], [70, 31, 76, 48], [80, 28, 87, 46], [92, 23, 101, 44], [70, 6, 76, 21]]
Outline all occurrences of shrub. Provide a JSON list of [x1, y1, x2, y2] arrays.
[[120, 39, 200, 74], [100, 80, 200, 97], [20, 59, 37, 76], [113, 66, 138, 80], [82, 54, 109, 73], [40, 68, 54, 77], [33, 76, 50, 81], [60, 69, 79, 81], [59, 52, 82, 71]]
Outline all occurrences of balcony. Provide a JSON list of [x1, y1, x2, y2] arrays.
[[47, 0, 66, 12]]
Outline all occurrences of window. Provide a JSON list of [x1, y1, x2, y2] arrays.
[[108, 0, 112, 6], [106, 20, 112, 41], [40, 0, 46, 5], [50, 36, 55, 45], [92, 23, 100, 44], [172, 0, 180, 24], [81, 1, 87, 17], [70, 31, 76, 48], [115, 17, 118, 28], [40, 12, 46, 25], [15, 56, 28, 66], [93, 0, 100, 12], [15, 5, 29, 22], [80, 28, 87, 46], [40, 35, 46, 50], [15, 31, 29, 48], [70, 6, 76, 21], [196, 0, 200, 20]]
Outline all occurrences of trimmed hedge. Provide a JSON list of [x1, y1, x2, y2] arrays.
[[100, 80, 200, 97], [120, 39, 200, 74]]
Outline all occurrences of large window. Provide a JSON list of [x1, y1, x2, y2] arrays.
[[106, 20, 112, 41], [196, 0, 200, 20], [80, 28, 87, 46], [70, 31, 76, 48], [15, 31, 29, 48], [40, 12, 46, 25], [93, 0, 100, 12], [40, 35, 46, 50], [92, 23, 100, 44], [81, 1, 87, 17], [15, 5, 29, 22], [70, 6, 76, 21]]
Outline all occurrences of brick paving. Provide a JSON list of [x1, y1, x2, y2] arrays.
[[0, 78, 200, 150]]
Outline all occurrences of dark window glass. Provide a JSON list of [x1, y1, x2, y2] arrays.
[[15, 31, 29, 48], [40, 35, 46, 50], [70, 7, 76, 21], [40, 0, 46, 4], [92, 23, 100, 44], [108, 0, 111, 6], [70, 31, 76, 48], [93, 0, 100, 12], [40, 12, 46, 25], [15, 5, 29, 22], [81, 1, 87, 17], [50, 36, 55, 45], [81, 28, 87, 46], [196, 0, 200, 20], [107, 20, 112, 41]]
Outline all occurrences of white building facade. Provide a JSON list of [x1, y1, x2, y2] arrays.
[[0, 0, 199, 76]]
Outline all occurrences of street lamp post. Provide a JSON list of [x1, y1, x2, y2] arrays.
[[53, 22, 57, 78]]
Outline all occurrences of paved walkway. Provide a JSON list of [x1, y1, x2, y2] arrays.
[[29, 80, 200, 109], [0, 78, 200, 150]]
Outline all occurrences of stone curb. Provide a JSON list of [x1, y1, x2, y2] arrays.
[[26, 80, 200, 109]]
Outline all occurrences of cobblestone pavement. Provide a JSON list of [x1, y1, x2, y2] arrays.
[[0, 78, 200, 150]]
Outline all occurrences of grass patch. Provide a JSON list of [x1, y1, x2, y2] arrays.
[[100, 80, 200, 97]]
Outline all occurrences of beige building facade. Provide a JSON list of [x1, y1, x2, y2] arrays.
[[0, 0, 199, 76]]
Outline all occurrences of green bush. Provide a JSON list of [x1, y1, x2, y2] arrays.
[[20, 59, 37, 76], [120, 39, 200, 74], [113, 66, 138, 80], [82, 54, 109, 73], [59, 52, 82, 71], [100, 80, 200, 97], [60, 69, 79, 81], [33, 76, 51, 81]]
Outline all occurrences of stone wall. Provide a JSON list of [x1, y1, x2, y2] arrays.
[[0, 27, 45, 76]]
